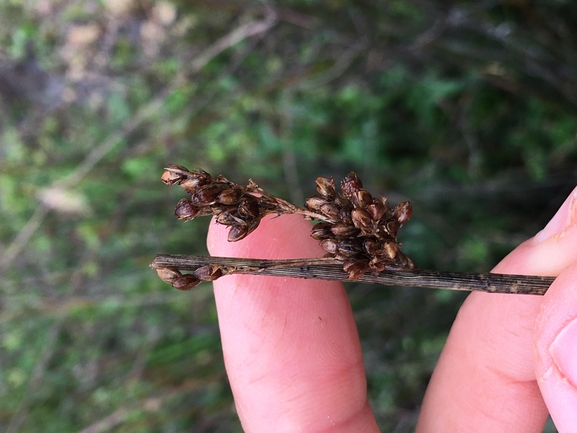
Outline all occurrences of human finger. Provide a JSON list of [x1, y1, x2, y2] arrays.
[[416, 187, 577, 433], [207, 214, 379, 433]]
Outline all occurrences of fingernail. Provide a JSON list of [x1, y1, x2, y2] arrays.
[[549, 317, 577, 389], [534, 187, 577, 243]]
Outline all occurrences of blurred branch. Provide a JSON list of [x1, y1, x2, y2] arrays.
[[6, 256, 91, 433]]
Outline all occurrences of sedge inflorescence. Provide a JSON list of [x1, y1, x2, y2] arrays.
[[157, 165, 415, 289], [306, 172, 414, 279]]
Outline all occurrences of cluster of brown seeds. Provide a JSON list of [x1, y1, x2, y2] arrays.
[[306, 173, 414, 279], [158, 165, 414, 289], [161, 164, 300, 242], [155, 264, 223, 291]]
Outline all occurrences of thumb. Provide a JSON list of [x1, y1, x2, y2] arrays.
[[534, 262, 577, 433], [533, 187, 577, 433]]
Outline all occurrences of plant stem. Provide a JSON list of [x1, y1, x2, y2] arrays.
[[150, 254, 554, 295]]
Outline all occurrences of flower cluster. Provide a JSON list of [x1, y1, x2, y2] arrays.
[[161, 165, 299, 242], [305, 173, 414, 279], [155, 264, 223, 291], [158, 165, 414, 288]]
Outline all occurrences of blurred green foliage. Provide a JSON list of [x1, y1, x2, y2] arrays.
[[1, 0, 576, 431]]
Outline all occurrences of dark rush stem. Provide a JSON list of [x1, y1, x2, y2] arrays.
[[150, 254, 554, 295]]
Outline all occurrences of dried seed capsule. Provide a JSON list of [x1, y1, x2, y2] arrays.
[[228, 225, 249, 242], [356, 189, 373, 208], [172, 274, 201, 290], [336, 240, 362, 258], [238, 197, 260, 219], [393, 201, 412, 226], [351, 207, 372, 230], [217, 188, 243, 205], [340, 172, 363, 202], [315, 176, 336, 200], [368, 258, 386, 273], [305, 195, 327, 211], [383, 242, 399, 259], [384, 219, 399, 237], [156, 267, 182, 284], [338, 206, 353, 225], [395, 251, 415, 269], [179, 170, 212, 191], [191, 183, 229, 205], [228, 220, 259, 242], [194, 264, 223, 281], [330, 222, 358, 237], [161, 165, 190, 185], [320, 203, 340, 220], [216, 211, 243, 226], [363, 238, 379, 256], [174, 198, 199, 221], [367, 201, 386, 221], [343, 259, 369, 280], [320, 238, 338, 254], [310, 222, 333, 240]]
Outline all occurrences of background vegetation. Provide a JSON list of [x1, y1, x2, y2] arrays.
[[1, 1, 576, 431]]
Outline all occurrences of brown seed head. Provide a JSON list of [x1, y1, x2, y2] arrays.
[[228, 221, 259, 242], [382, 242, 399, 259], [216, 211, 243, 226], [336, 240, 362, 258], [351, 207, 372, 230], [156, 267, 182, 284], [315, 176, 336, 200], [217, 188, 243, 205], [320, 203, 340, 220], [394, 202, 412, 226], [193, 264, 224, 281], [384, 219, 399, 237], [338, 206, 354, 225], [369, 259, 386, 273], [363, 238, 378, 256], [343, 258, 369, 279], [181, 169, 213, 191], [191, 183, 228, 205], [356, 189, 373, 208], [174, 198, 199, 221], [320, 238, 338, 254], [330, 222, 359, 237], [227, 225, 248, 242], [305, 195, 327, 212], [341, 172, 363, 202], [161, 165, 190, 185], [172, 274, 201, 290], [367, 201, 386, 221], [238, 197, 260, 219], [310, 222, 332, 240]]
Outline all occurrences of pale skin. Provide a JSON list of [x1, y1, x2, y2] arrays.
[[206, 186, 577, 433]]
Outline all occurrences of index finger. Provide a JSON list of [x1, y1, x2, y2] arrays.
[[207, 214, 379, 433]]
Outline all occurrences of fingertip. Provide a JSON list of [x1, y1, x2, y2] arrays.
[[207, 213, 323, 259], [534, 263, 577, 433]]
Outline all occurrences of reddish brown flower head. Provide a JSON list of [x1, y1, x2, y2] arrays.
[[315, 176, 337, 200], [194, 264, 224, 281], [161, 165, 190, 185], [394, 202, 412, 226], [161, 166, 416, 284], [174, 198, 199, 221], [340, 172, 363, 203], [172, 274, 201, 290]]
